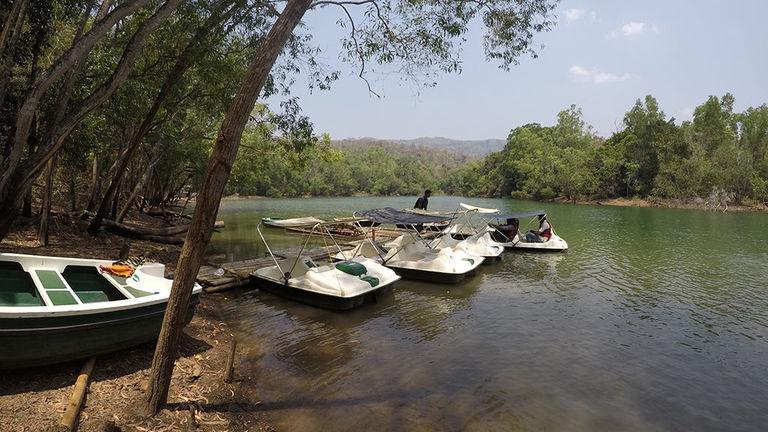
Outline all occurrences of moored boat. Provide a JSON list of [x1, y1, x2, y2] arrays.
[[262, 216, 325, 228], [429, 203, 505, 260], [489, 210, 569, 251], [251, 221, 400, 310], [0, 253, 202, 369], [338, 207, 485, 283]]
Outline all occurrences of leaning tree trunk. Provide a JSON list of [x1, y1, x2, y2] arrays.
[[117, 154, 160, 222], [140, 0, 313, 416]]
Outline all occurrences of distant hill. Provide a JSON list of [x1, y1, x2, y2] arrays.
[[391, 137, 505, 156], [332, 137, 505, 157]]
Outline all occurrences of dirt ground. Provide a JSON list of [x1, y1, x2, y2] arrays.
[[0, 214, 272, 432]]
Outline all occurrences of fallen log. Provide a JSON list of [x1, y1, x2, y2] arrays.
[[103, 219, 224, 236], [203, 279, 251, 293], [59, 358, 96, 431]]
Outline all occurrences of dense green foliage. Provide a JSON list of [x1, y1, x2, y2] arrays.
[[445, 95, 768, 205], [226, 135, 471, 197]]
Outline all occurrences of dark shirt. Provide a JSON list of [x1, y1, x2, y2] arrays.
[[414, 196, 429, 210]]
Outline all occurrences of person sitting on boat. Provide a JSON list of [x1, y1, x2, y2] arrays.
[[496, 218, 519, 242], [414, 189, 431, 210], [525, 215, 551, 243]]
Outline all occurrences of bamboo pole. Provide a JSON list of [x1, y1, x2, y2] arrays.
[[59, 357, 96, 431]]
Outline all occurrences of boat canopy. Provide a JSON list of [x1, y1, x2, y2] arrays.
[[459, 203, 500, 214], [264, 216, 325, 227], [493, 210, 547, 220], [358, 207, 452, 224]]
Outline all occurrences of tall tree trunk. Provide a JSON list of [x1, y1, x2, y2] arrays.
[[69, 174, 77, 212], [140, 0, 313, 416], [109, 177, 121, 220], [87, 2, 234, 235], [22, 189, 32, 218], [38, 154, 57, 245], [85, 156, 100, 211]]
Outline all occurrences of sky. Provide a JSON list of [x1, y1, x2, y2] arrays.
[[266, 1, 768, 140]]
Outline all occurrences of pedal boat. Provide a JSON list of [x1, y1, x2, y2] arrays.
[[0, 253, 201, 369], [489, 210, 569, 252], [251, 222, 400, 310], [337, 207, 485, 283]]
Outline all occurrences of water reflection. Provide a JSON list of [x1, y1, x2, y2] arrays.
[[209, 197, 768, 431]]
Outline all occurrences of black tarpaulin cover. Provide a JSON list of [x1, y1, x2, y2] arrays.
[[357, 207, 451, 224]]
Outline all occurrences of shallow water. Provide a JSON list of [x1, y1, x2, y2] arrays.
[[209, 196, 768, 431]]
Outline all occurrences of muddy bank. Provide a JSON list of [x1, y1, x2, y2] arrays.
[[558, 197, 768, 213], [0, 214, 271, 431]]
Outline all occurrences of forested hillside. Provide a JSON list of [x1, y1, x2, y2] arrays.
[[444, 94, 768, 205], [389, 137, 505, 156], [226, 135, 471, 197]]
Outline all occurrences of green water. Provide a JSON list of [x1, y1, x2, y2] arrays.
[[209, 196, 768, 431]]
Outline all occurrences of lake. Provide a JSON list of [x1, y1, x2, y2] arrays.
[[209, 196, 768, 431]]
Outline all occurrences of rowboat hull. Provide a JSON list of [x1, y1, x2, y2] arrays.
[[386, 265, 470, 284], [0, 293, 200, 369]]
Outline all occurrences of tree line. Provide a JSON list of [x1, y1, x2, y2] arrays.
[[444, 94, 768, 206], [226, 135, 472, 197]]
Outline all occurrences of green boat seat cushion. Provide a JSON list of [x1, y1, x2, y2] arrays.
[[0, 292, 42, 306], [0, 262, 43, 307], [63, 266, 128, 302], [335, 261, 367, 276], [47, 290, 78, 305], [360, 276, 379, 287], [76, 291, 110, 303], [36, 270, 67, 289]]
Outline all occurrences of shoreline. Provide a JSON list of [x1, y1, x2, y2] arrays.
[[572, 196, 768, 213]]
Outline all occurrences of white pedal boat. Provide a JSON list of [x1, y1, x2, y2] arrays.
[[252, 221, 400, 310], [340, 207, 486, 283], [251, 255, 400, 310], [429, 229, 503, 260], [503, 232, 569, 251], [488, 209, 569, 252]]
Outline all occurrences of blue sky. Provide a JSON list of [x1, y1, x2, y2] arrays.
[[267, 1, 768, 140]]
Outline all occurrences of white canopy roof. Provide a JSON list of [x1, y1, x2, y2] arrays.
[[264, 216, 325, 227], [459, 203, 500, 214]]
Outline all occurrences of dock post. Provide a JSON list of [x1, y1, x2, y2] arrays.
[[224, 339, 237, 383]]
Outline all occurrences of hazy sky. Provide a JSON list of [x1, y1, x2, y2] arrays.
[[266, 1, 768, 140]]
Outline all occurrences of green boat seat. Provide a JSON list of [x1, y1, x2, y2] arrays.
[[335, 261, 367, 276], [0, 261, 43, 307], [360, 275, 379, 287], [462, 258, 475, 265], [47, 290, 78, 306], [62, 266, 128, 301], [35, 269, 67, 289], [0, 292, 43, 306], [75, 291, 110, 303]]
